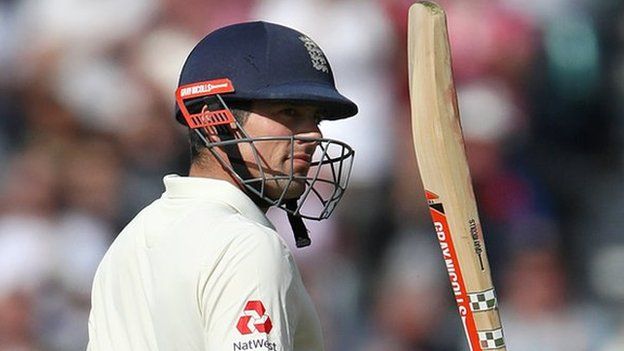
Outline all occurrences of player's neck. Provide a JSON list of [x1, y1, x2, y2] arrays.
[[188, 160, 270, 213], [189, 160, 240, 188]]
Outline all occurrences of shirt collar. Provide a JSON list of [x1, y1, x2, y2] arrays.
[[162, 174, 274, 230]]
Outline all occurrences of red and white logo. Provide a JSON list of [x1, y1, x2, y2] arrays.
[[236, 300, 273, 335]]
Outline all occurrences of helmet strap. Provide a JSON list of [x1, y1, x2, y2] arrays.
[[286, 200, 311, 248]]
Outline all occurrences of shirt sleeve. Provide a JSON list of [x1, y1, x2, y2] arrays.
[[197, 226, 300, 351]]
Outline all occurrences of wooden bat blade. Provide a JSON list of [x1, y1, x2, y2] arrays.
[[408, 2, 507, 350]]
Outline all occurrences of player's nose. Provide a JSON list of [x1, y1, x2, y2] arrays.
[[295, 111, 323, 137], [295, 129, 321, 146], [294, 117, 321, 151], [296, 125, 322, 138]]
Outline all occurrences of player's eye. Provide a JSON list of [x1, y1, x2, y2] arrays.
[[281, 108, 298, 117]]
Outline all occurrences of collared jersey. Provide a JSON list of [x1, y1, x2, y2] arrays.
[[87, 175, 323, 351]]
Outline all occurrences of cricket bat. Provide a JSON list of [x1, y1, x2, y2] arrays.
[[407, 2, 507, 350]]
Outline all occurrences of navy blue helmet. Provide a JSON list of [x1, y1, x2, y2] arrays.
[[176, 21, 358, 124]]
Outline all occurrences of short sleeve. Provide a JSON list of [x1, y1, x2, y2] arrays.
[[198, 227, 298, 351]]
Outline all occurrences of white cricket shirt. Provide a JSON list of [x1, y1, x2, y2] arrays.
[[87, 175, 324, 351]]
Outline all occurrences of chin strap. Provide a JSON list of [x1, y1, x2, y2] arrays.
[[286, 200, 311, 248]]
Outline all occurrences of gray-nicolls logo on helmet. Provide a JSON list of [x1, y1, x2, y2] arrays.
[[175, 21, 358, 248]]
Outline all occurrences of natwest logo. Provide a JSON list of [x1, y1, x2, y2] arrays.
[[236, 300, 273, 335]]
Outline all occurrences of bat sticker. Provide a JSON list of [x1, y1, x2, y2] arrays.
[[469, 218, 485, 271], [426, 190, 482, 349], [468, 288, 498, 312], [477, 328, 506, 350]]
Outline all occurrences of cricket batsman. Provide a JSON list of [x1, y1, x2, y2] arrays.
[[87, 21, 358, 350]]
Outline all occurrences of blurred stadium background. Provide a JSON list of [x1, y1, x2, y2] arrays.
[[1, 0, 624, 350]]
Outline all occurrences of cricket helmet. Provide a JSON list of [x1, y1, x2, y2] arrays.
[[176, 21, 358, 122]]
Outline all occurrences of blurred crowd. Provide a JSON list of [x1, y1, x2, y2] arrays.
[[1, 0, 624, 350]]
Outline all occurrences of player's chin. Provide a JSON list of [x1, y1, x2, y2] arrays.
[[270, 178, 305, 201], [265, 178, 306, 201], [283, 180, 306, 199]]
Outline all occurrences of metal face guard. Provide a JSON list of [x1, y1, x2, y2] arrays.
[[207, 136, 354, 220]]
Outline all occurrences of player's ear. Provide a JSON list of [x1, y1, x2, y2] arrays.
[[194, 103, 239, 143]]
